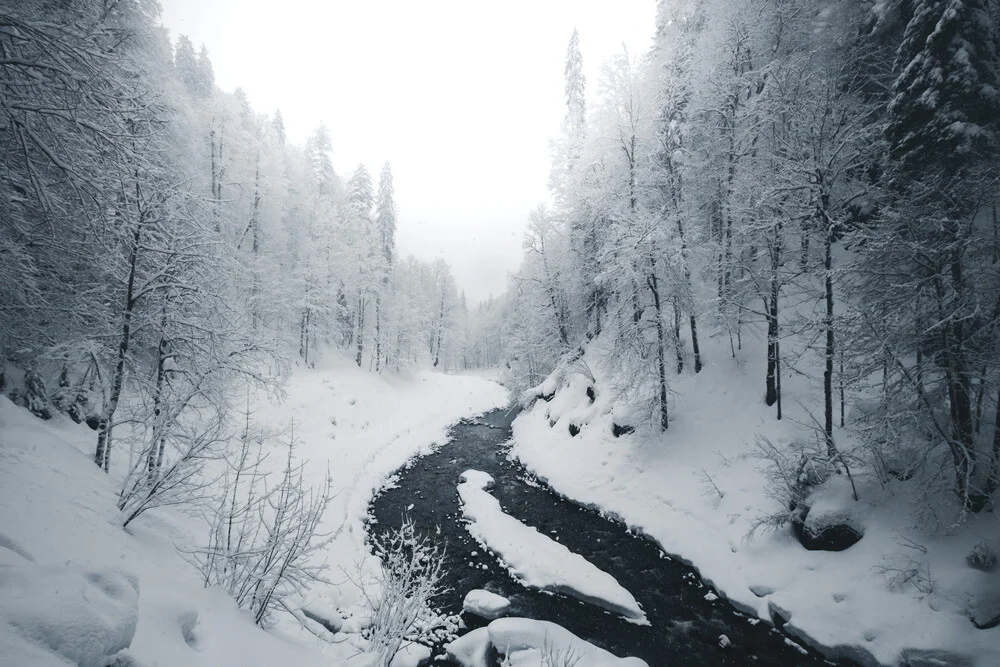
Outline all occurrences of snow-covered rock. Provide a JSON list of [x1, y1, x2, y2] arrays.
[[458, 469, 495, 491], [462, 589, 510, 620], [445, 627, 493, 667], [388, 641, 431, 667], [0, 551, 139, 667], [800, 477, 866, 552], [457, 468, 647, 623], [968, 587, 1000, 630], [445, 618, 648, 667]]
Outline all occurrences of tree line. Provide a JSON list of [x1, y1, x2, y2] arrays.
[[480, 0, 1000, 514], [0, 0, 472, 481]]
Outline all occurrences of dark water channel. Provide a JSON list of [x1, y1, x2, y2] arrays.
[[369, 409, 853, 666]]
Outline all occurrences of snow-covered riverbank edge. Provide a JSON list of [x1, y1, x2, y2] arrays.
[[509, 340, 1000, 667], [0, 354, 507, 666]]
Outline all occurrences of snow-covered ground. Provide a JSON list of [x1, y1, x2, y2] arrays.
[[456, 469, 647, 623], [0, 351, 506, 666], [511, 334, 1000, 667]]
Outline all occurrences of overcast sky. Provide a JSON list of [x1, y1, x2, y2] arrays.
[[158, 0, 656, 304]]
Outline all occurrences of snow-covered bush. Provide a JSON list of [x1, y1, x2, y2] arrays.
[[117, 407, 229, 528], [966, 541, 997, 572], [747, 436, 821, 536], [747, 435, 860, 541], [363, 516, 449, 666], [185, 424, 333, 626]]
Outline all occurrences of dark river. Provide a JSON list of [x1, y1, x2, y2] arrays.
[[368, 408, 851, 666]]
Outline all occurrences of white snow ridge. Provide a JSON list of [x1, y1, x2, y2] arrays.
[[456, 469, 648, 624], [446, 617, 649, 667]]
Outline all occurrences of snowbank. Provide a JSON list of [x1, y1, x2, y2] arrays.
[[0, 546, 138, 667], [0, 352, 508, 666], [509, 338, 1000, 666], [456, 469, 647, 623], [445, 617, 649, 667]]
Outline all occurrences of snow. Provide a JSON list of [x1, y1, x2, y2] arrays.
[[509, 335, 1000, 666], [462, 589, 511, 620], [456, 468, 647, 624], [0, 550, 139, 667], [445, 626, 493, 666], [444, 617, 648, 667], [0, 350, 507, 666]]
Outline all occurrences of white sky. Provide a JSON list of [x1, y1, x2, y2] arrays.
[[158, 0, 656, 304]]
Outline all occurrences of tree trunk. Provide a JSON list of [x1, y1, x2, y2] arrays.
[[672, 295, 683, 374], [647, 270, 669, 431], [96, 191, 145, 471], [987, 387, 1000, 495], [824, 222, 837, 457], [374, 294, 382, 373], [433, 291, 445, 368], [764, 222, 782, 412], [674, 214, 702, 372], [764, 293, 779, 408], [355, 294, 366, 368], [148, 302, 169, 480]]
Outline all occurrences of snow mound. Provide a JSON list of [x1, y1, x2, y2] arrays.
[[457, 469, 647, 623], [0, 546, 139, 667], [462, 589, 510, 620], [446, 627, 493, 666], [459, 469, 495, 490], [445, 618, 648, 667]]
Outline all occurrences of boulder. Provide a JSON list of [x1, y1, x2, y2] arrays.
[[799, 521, 864, 552], [796, 476, 865, 552], [612, 423, 634, 438], [462, 589, 511, 621], [968, 588, 1000, 630]]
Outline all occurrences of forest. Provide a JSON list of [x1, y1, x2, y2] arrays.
[[1, 0, 475, 475], [480, 0, 1000, 516], [2, 0, 1000, 666]]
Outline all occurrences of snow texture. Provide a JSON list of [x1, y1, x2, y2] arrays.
[[457, 469, 647, 623], [510, 338, 1000, 666], [445, 617, 648, 667], [0, 546, 139, 667], [0, 354, 508, 667]]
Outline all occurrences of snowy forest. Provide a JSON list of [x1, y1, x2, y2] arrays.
[[485, 0, 1000, 513], [2, 0, 1000, 666], [0, 1, 475, 472]]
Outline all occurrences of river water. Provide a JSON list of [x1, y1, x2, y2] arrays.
[[369, 409, 850, 666]]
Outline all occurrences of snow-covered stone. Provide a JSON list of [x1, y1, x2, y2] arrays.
[[800, 477, 866, 552], [487, 618, 648, 666], [458, 469, 495, 491], [0, 556, 139, 667], [445, 627, 492, 667], [446, 618, 647, 667], [968, 588, 1000, 630], [462, 589, 510, 620], [388, 641, 431, 667], [457, 469, 647, 623]]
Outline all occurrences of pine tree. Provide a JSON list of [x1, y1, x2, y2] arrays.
[[346, 165, 375, 367], [874, 0, 1000, 508], [374, 163, 397, 371]]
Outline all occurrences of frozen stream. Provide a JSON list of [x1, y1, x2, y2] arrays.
[[368, 409, 854, 666]]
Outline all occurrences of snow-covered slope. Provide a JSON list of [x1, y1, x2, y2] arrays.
[[510, 334, 1000, 667], [0, 352, 506, 665]]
